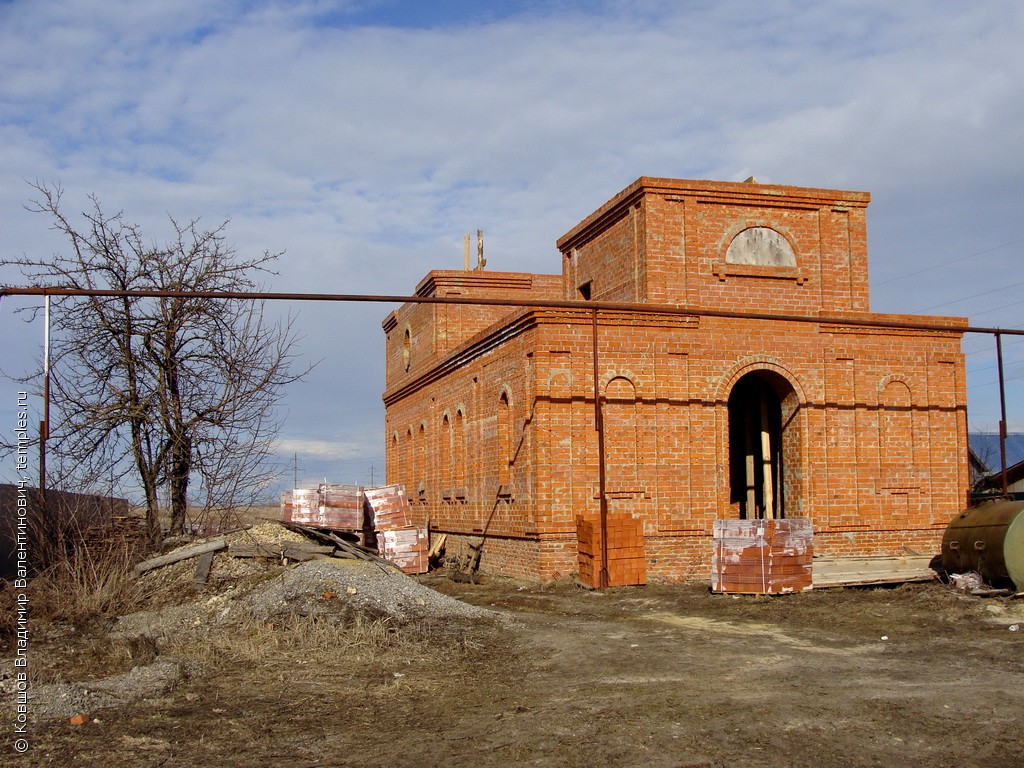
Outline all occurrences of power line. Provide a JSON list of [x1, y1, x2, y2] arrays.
[[914, 276, 1024, 314], [877, 236, 1024, 286]]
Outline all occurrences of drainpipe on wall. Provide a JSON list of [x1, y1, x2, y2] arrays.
[[591, 308, 609, 588], [996, 332, 1008, 496]]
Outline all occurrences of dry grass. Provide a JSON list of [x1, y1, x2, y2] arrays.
[[29, 527, 156, 625], [166, 612, 421, 668]]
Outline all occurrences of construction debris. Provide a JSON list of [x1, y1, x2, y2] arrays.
[[227, 540, 335, 561]]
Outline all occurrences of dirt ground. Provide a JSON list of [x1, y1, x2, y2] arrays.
[[6, 570, 1024, 768]]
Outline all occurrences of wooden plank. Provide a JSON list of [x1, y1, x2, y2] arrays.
[[229, 542, 335, 559], [812, 555, 937, 587], [193, 551, 214, 588], [282, 544, 335, 561], [428, 533, 447, 559], [760, 397, 774, 519], [281, 520, 403, 573], [228, 543, 284, 559], [134, 537, 227, 575]]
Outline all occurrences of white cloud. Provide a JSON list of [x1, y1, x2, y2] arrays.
[[3, 0, 1024, 466], [275, 437, 375, 460]]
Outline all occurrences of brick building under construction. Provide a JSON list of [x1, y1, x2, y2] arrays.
[[382, 177, 968, 581]]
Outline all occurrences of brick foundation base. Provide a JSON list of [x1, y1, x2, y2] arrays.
[[434, 523, 948, 583]]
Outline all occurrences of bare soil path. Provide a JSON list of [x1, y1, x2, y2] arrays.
[[8, 576, 1024, 767]]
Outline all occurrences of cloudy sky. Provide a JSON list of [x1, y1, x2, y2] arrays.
[[1, 0, 1023, 494]]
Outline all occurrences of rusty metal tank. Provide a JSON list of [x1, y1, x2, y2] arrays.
[[941, 500, 1024, 589]]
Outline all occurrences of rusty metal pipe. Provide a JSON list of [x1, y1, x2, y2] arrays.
[[996, 332, 1009, 495], [0, 285, 1017, 337], [591, 308, 609, 589]]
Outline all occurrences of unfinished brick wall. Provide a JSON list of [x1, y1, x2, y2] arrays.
[[382, 177, 968, 581], [559, 177, 871, 314]]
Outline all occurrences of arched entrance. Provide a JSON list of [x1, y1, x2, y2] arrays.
[[727, 370, 801, 519]]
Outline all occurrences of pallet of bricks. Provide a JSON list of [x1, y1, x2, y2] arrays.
[[281, 484, 366, 534], [711, 518, 813, 595], [365, 485, 429, 575], [576, 513, 647, 588], [280, 484, 429, 574]]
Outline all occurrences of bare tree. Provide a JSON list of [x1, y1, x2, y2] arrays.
[[2, 183, 310, 540]]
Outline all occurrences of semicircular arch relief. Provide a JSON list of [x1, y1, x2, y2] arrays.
[[726, 226, 797, 267]]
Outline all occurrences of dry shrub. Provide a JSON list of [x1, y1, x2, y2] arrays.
[[30, 527, 155, 625]]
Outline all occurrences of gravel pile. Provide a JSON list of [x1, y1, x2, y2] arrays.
[[117, 558, 495, 639], [28, 660, 188, 721], [226, 559, 495, 624]]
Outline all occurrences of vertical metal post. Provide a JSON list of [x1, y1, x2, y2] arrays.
[[591, 308, 609, 588], [38, 295, 51, 516], [996, 332, 1008, 496]]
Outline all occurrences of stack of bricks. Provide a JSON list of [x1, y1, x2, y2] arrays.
[[280, 488, 325, 527], [365, 484, 429, 574], [317, 484, 365, 529], [576, 513, 647, 588], [711, 518, 813, 595], [364, 485, 413, 530], [281, 485, 365, 530], [379, 527, 429, 574]]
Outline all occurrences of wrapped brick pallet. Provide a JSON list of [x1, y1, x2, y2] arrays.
[[379, 526, 429, 574], [318, 483, 365, 529], [366, 485, 428, 574], [280, 489, 322, 527], [711, 518, 813, 595], [364, 485, 412, 530]]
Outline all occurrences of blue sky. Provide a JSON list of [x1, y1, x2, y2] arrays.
[[1, 0, 1023, 495]]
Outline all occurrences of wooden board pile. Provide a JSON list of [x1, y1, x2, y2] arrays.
[[711, 518, 813, 594], [576, 513, 648, 588]]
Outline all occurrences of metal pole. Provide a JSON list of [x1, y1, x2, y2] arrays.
[[38, 295, 50, 517], [591, 308, 609, 589], [996, 332, 1008, 496]]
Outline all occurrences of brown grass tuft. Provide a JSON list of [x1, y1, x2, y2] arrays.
[[166, 612, 417, 668], [30, 528, 155, 625]]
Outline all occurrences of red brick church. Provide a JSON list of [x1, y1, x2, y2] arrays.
[[382, 177, 968, 580]]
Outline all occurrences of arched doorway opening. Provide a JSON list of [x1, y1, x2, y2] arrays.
[[727, 370, 800, 519]]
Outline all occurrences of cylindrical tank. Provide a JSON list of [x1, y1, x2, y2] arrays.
[[941, 500, 1024, 589]]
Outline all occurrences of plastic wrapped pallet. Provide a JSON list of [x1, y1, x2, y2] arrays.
[[280, 489, 321, 526], [711, 518, 813, 594], [317, 483, 365, 529], [365, 484, 412, 530], [380, 526, 429, 574]]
